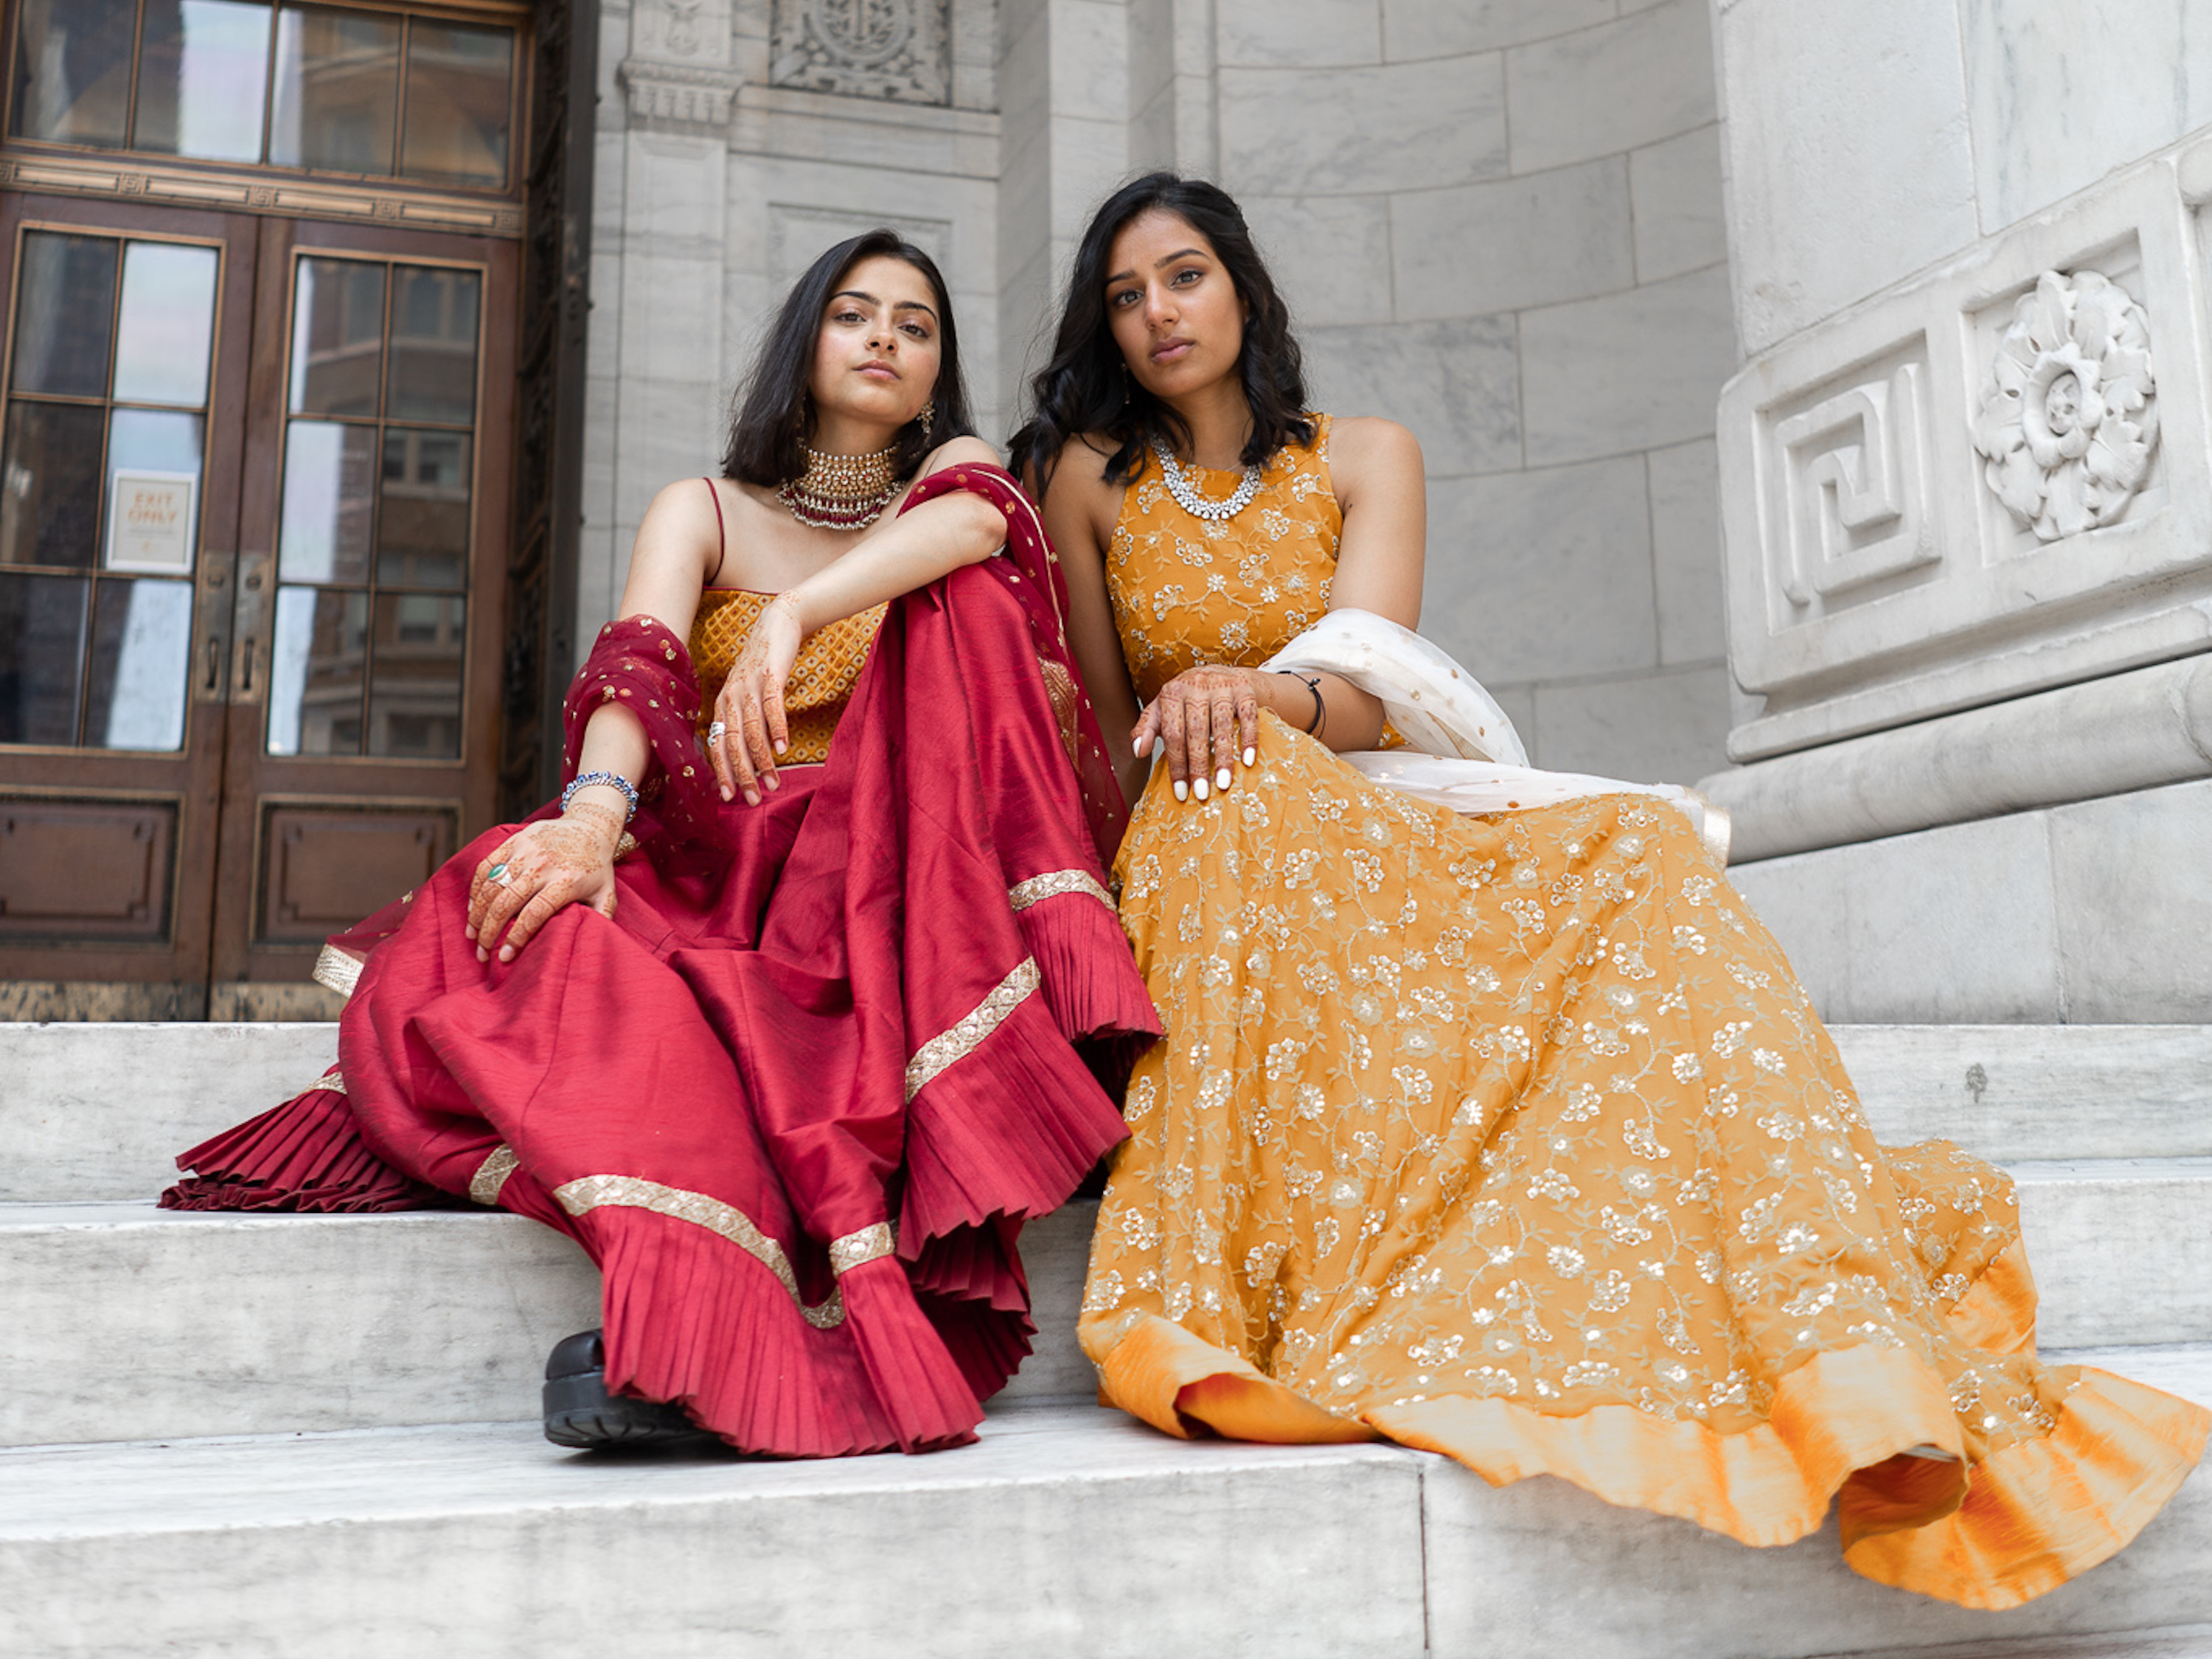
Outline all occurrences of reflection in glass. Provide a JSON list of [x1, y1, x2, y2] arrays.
[[288, 258, 384, 416], [384, 266, 479, 424], [113, 242, 220, 406], [105, 409, 205, 570], [268, 5, 399, 173], [134, 0, 275, 163], [377, 428, 470, 588], [0, 402, 105, 568], [267, 584, 366, 754], [399, 21, 512, 187], [279, 420, 377, 583], [10, 233, 118, 398], [369, 591, 463, 757], [0, 571, 88, 744], [9, 0, 136, 148], [86, 577, 192, 751]]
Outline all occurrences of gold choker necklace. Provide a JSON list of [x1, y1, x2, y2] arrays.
[[778, 443, 903, 529]]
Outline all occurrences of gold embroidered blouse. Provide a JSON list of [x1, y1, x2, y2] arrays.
[[689, 589, 886, 765], [1106, 413, 1343, 701]]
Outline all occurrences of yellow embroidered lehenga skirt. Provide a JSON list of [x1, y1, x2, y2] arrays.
[[1079, 714, 2208, 1608]]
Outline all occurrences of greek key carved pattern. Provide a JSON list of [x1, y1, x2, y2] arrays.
[[770, 0, 950, 105], [1773, 362, 1936, 609]]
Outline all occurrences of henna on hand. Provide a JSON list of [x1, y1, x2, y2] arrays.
[[1129, 664, 1266, 801], [464, 807, 623, 963]]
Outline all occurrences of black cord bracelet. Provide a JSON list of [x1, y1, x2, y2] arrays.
[[1290, 672, 1324, 737]]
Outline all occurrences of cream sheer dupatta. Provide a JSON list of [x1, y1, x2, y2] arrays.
[[1259, 609, 1731, 863]]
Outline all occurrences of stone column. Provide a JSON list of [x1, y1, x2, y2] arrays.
[[1702, 0, 2212, 1021], [579, 0, 744, 646]]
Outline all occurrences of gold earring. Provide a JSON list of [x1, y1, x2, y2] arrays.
[[917, 399, 935, 441]]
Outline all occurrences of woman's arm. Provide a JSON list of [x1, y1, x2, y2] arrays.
[[1030, 443, 1148, 807], [466, 479, 722, 959], [715, 437, 1011, 803]]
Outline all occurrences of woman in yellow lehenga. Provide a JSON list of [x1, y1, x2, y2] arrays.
[[1009, 173, 2206, 1610]]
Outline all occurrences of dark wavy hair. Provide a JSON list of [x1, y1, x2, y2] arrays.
[[722, 229, 975, 486], [1008, 173, 1310, 498]]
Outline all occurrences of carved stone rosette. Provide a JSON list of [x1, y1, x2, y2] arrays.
[[1971, 270, 2160, 543], [771, 0, 950, 105]]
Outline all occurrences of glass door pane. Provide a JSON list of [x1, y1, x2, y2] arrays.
[[268, 250, 479, 760], [0, 226, 220, 751]]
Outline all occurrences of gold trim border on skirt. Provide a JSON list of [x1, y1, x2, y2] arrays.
[[904, 957, 1039, 1104], [1007, 869, 1114, 913], [469, 1144, 519, 1207], [552, 1173, 893, 1332], [312, 945, 364, 999]]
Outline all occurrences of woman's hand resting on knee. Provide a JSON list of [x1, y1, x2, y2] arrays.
[[1132, 664, 1266, 802], [465, 807, 623, 964]]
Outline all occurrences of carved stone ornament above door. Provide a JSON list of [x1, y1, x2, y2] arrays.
[[1971, 270, 2160, 543], [771, 0, 950, 105]]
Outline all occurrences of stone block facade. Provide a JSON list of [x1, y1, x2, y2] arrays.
[[1705, 0, 2212, 1021], [579, 0, 1744, 785]]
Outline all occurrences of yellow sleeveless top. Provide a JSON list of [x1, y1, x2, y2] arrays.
[[1105, 413, 1400, 747], [1105, 412, 1341, 701], [688, 590, 886, 764]]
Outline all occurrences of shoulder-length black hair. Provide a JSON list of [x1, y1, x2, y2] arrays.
[[722, 229, 975, 486], [1008, 172, 1310, 498]]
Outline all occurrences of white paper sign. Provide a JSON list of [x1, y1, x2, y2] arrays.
[[105, 470, 198, 574]]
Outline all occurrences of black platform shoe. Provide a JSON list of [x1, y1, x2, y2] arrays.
[[541, 1329, 715, 1450]]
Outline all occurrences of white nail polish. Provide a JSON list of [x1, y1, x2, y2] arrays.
[[1194, 777, 1209, 801], [1172, 779, 1189, 802], [1133, 737, 1147, 758], [1242, 748, 1256, 768], [1216, 768, 1231, 790]]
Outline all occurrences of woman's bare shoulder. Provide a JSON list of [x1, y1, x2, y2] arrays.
[[1324, 415, 1422, 481], [919, 434, 1002, 476]]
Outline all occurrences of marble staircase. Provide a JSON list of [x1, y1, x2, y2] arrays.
[[1, 1022, 2208, 1658]]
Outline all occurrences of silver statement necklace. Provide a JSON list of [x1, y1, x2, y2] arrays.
[[1150, 437, 1262, 521]]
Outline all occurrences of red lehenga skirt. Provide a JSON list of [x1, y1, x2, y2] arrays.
[[165, 466, 1158, 1457]]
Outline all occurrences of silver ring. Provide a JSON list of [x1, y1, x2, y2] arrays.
[[707, 720, 728, 742], [487, 862, 513, 887]]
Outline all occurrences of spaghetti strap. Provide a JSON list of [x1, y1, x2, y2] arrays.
[[703, 476, 727, 585]]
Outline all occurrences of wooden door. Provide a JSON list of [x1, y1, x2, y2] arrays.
[[0, 201, 515, 1014], [0, 192, 258, 1013], [207, 215, 513, 1003]]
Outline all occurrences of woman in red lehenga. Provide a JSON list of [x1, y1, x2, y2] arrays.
[[164, 230, 1156, 1458]]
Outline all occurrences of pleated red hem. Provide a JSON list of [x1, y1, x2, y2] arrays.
[[160, 1086, 441, 1213]]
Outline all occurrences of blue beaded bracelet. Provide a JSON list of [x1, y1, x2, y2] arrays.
[[562, 770, 639, 821]]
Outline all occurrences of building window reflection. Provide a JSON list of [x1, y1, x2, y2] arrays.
[[268, 254, 479, 761], [7, 0, 518, 192]]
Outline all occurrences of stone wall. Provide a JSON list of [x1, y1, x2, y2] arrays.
[[1706, 0, 2212, 1020], [579, 1, 1742, 790], [1135, 0, 1742, 782], [580, 0, 1003, 646]]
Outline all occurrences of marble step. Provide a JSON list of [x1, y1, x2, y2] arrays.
[[0, 1198, 1096, 1449], [2, 1366, 2208, 1659], [5, 1021, 2212, 1204], [5, 1155, 2210, 1449]]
